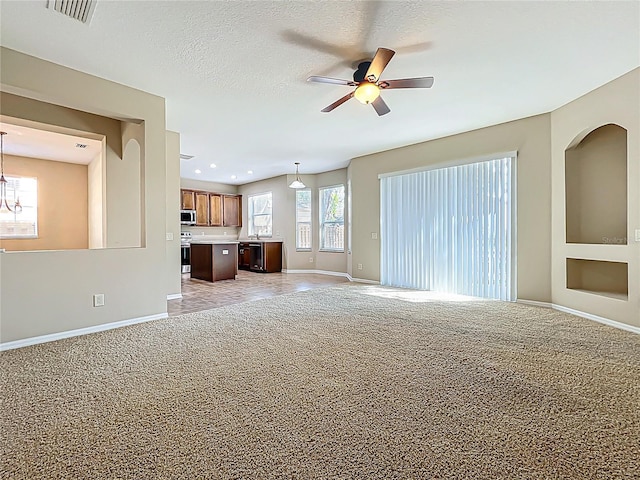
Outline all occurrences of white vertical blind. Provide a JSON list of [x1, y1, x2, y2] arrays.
[[380, 157, 514, 301]]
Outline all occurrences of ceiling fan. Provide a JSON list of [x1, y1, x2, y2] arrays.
[[307, 47, 434, 116]]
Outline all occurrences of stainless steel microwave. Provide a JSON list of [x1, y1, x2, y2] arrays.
[[180, 210, 196, 225]]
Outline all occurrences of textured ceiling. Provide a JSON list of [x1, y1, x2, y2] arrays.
[[0, 1, 638, 185]]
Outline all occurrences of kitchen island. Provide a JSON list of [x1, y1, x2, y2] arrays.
[[190, 240, 239, 282]]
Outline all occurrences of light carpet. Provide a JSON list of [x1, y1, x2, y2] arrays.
[[1, 284, 639, 479]]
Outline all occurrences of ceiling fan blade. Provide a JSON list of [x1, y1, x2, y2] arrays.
[[379, 77, 435, 89], [321, 92, 355, 113], [365, 48, 395, 82], [371, 96, 390, 116], [308, 76, 358, 86]]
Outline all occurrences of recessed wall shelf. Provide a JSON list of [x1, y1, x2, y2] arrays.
[[566, 258, 628, 301], [565, 124, 627, 245]]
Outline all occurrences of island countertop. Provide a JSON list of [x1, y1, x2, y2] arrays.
[[189, 239, 240, 245]]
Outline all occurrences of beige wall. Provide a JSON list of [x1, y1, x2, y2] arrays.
[[551, 68, 639, 328], [0, 154, 88, 251], [0, 47, 167, 344], [350, 114, 552, 302], [238, 169, 348, 273], [166, 131, 181, 297]]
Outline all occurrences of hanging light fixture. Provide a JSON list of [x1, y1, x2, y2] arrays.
[[0, 132, 22, 214], [288, 162, 306, 189]]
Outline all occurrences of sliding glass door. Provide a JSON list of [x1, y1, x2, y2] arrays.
[[380, 156, 515, 301]]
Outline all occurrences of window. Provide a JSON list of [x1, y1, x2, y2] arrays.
[[248, 192, 272, 237], [319, 185, 344, 252], [295, 189, 311, 250], [0, 175, 38, 238]]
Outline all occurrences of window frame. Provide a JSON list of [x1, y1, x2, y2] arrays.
[[247, 191, 273, 238], [295, 188, 312, 251], [319, 184, 345, 253], [0, 174, 38, 239]]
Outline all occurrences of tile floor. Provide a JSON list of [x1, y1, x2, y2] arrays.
[[168, 270, 349, 316]]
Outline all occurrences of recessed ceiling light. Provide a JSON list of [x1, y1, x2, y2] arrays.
[[231, 175, 237, 180], [247, 170, 253, 174], [195, 169, 201, 174], [210, 163, 216, 168]]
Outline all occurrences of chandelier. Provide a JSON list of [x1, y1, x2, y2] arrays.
[[0, 132, 22, 213]]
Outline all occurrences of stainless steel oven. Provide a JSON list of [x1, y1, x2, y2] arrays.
[[180, 232, 192, 273]]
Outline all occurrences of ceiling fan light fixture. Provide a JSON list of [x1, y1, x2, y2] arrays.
[[354, 82, 380, 104], [289, 162, 306, 189]]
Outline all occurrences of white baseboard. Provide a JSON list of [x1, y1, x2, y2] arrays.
[[516, 299, 552, 308], [167, 293, 182, 300], [283, 269, 350, 278], [551, 304, 640, 335], [282, 269, 380, 284], [0, 312, 169, 351], [347, 275, 380, 284], [517, 298, 639, 335]]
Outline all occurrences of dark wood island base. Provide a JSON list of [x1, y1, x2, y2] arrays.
[[190, 242, 238, 282]]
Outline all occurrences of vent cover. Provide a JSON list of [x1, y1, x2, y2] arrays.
[[179, 154, 194, 161], [46, 0, 97, 24]]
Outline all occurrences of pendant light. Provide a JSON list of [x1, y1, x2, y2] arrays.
[[0, 132, 22, 214], [288, 162, 306, 189]]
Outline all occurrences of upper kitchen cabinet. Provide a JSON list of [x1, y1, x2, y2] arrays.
[[195, 192, 210, 226], [209, 194, 223, 226], [223, 195, 242, 227], [180, 189, 242, 228], [181, 190, 195, 210]]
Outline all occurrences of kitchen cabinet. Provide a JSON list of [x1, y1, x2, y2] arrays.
[[248, 241, 282, 273], [180, 189, 242, 228], [181, 190, 195, 210], [195, 192, 209, 226], [209, 194, 222, 226], [190, 242, 238, 282], [223, 195, 242, 227]]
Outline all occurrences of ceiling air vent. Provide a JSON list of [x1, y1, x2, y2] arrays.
[[46, 0, 97, 24], [180, 154, 194, 161]]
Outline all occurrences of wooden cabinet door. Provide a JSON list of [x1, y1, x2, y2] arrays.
[[223, 195, 242, 227], [181, 190, 195, 210], [195, 192, 209, 226], [209, 194, 222, 226]]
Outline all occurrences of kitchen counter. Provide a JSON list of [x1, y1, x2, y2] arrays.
[[238, 238, 284, 243]]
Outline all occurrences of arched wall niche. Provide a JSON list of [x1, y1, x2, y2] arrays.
[[565, 123, 627, 245]]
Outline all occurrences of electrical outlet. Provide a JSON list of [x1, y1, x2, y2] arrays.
[[276, 231, 280, 237], [166, 232, 173, 241], [93, 294, 105, 307], [636, 229, 640, 242], [357, 263, 363, 270], [371, 232, 378, 240], [309, 257, 314, 263]]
